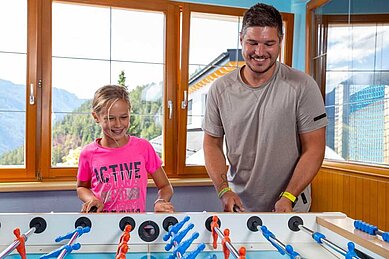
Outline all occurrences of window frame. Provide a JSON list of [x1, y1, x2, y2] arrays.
[[39, 0, 177, 181], [0, 0, 296, 184], [306, 0, 389, 176], [0, 0, 40, 181], [177, 3, 294, 177]]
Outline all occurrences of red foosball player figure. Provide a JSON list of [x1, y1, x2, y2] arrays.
[[211, 215, 219, 249], [13, 228, 26, 259], [222, 228, 231, 259], [238, 246, 246, 259], [115, 243, 129, 259], [116, 224, 132, 258], [119, 225, 132, 244]]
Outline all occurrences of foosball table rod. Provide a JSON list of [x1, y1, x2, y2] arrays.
[[288, 216, 360, 259], [0, 217, 47, 259], [213, 226, 239, 258]]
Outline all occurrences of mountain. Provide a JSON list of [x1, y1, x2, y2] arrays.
[[0, 79, 86, 155]]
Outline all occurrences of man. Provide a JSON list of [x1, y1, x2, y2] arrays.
[[203, 3, 327, 212]]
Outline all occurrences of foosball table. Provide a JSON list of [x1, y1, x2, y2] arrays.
[[0, 212, 388, 258]]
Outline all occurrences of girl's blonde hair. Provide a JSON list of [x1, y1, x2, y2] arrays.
[[92, 85, 131, 114]]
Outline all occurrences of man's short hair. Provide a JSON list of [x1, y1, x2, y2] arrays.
[[241, 3, 283, 39]]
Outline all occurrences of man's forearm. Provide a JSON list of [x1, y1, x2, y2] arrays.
[[284, 151, 324, 196], [203, 135, 228, 193], [205, 149, 228, 191]]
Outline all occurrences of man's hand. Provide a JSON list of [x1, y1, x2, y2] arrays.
[[220, 191, 245, 212], [273, 197, 293, 212]]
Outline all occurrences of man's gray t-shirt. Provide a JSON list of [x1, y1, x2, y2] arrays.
[[203, 62, 327, 212]]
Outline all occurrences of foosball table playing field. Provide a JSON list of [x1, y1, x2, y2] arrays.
[[0, 212, 388, 258]]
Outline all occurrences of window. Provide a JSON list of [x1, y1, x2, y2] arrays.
[[177, 5, 294, 176], [326, 23, 389, 165], [187, 99, 193, 126], [0, 0, 295, 183], [0, 0, 27, 167], [308, 1, 389, 166], [185, 11, 243, 168], [40, 1, 172, 180], [50, 3, 164, 168], [0, 0, 39, 181]]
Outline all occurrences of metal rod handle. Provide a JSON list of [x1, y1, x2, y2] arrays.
[[0, 227, 35, 259], [299, 225, 353, 257], [57, 232, 79, 259], [214, 227, 239, 258]]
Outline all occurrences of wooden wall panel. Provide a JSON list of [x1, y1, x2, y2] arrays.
[[377, 181, 386, 229], [311, 168, 389, 231]]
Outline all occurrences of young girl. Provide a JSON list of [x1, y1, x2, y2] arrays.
[[77, 85, 174, 213]]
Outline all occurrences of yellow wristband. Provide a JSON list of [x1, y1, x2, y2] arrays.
[[280, 191, 297, 203], [218, 187, 232, 198]]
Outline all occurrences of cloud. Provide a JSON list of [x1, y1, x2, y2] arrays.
[[327, 25, 387, 68]]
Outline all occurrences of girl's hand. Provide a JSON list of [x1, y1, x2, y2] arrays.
[[81, 197, 104, 213], [154, 199, 175, 213]]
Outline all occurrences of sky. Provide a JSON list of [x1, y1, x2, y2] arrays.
[[325, 25, 389, 93], [0, 1, 242, 100], [0, 0, 27, 88], [1, 1, 388, 99]]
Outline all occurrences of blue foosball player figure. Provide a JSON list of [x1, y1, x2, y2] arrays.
[[40, 243, 81, 259], [345, 242, 358, 259]]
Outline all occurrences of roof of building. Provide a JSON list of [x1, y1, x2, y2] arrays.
[[188, 49, 245, 93]]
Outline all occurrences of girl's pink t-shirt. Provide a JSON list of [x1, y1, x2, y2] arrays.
[[77, 136, 162, 213]]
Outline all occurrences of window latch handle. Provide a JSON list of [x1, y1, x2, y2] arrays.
[[168, 100, 173, 119], [181, 90, 187, 109], [29, 83, 35, 105]]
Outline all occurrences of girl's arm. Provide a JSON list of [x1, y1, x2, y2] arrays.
[[151, 167, 175, 212], [76, 180, 104, 213]]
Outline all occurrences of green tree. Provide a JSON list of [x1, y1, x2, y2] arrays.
[[0, 147, 24, 165], [0, 71, 163, 166], [118, 70, 127, 89]]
